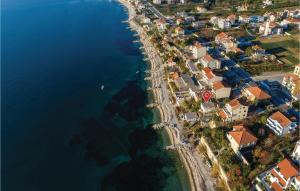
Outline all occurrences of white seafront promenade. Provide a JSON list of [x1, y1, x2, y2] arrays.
[[117, 0, 216, 191]]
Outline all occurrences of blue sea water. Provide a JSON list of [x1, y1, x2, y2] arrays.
[[1, 0, 191, 190]]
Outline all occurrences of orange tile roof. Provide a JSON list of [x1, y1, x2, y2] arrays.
[[286, 17, 300, 23], [177, 18, 184, 22], [252, 45, 262, 50], [246, 86, 271, 100], [271, 182, 284, 191], [194, 42, 203, 48], [219, 109, 228, 119], [284, 73, 300, 83], [216, 32, 228, 40], [228, 99, 241, 108], [232, 125, 246, 131], [213, 81, 225, 90], [271, 169, 287, 187], [229, 128, 257, 146], [203, 54, 214, 62], [297, 175, 300, 181], [170, 72, 179, 80], [175, 27, 183, 32], [157, 18, 166, 24], [202, 67, 214, 79], [269, 111, 292, 128], [277, 158, 299, 180]]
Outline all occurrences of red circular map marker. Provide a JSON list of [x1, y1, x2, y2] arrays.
[[202, 90, 212, 102]]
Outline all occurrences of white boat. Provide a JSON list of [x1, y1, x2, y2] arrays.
[[100, 85, 104, 90]]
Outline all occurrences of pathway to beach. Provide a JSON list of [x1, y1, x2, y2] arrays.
[[118, 1, 216, 191]]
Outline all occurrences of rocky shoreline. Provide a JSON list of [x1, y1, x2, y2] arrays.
[[116, 1, 215, 191]]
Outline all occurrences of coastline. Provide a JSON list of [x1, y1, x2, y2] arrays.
[[116, 1, 207, 191]]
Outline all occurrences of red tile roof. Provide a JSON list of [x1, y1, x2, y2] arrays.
[[284, 73, 300, 83], [202, 67, 214, 79], [203, 54, 214, 63], [216, 32, 228, 40], [219, 109, 228, 119], [269, 111, 292, 128], [194, 42, 203, 49], [212, 81, 225, 90], [229, 128, 257, 146], [271, 169, 287, 187], [276, 158, 299, 180], [246, 86, 271, 100], [232, 125, 246, 131], [285, 17, 300, 23], [271, 182, 284, 191], [228, 99, 241, 109]]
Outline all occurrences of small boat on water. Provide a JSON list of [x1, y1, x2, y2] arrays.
[[136, 70, 140, 74], [100, 85, 104, 90]]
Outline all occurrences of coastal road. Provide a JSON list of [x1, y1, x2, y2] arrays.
[[146, 2, 167, 20]]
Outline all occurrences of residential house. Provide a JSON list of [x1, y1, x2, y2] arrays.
[[196, 6, 207, 13], [177, 11, 188, 18], [219, 99, 249, 122], [210, 16, 219, 25], [293, 64, 300, 77], [200, 54, 221, 69], [266, 111, 298, 136], [153, 0, 161, 4], [227, 125, 257, 152], [239, 15, 250, 23], [227, 14, 236, 25], [215, 32, 237, 52], [200, 102, 216, 115], [168, 71, 180, 81], [282, 17, 300, 29], [259, 21, 283, 36], [201, 67, 223, 85], [186, 60, 201, 74], [184, 112, 198, 122], [250, 15, 265, 23], [192, 21, 206, 29], [212, 81, 231, 99], [282, 73, 300, 99], [263, 0, 273, 7], [156, 19, 168, 31], [176, 18, 184, 25], [167, 57, 176, 66], [185, 16, 195, 23], [250, 45, 266, 60], [291, 176, 300, 191], [242, 86, 271, 102], [292, 141, 300, 165], [217, 18, 231, 29], [192, 42, 206, 59], [264, 159, 299, 191], [143, 17, 151, 24], [175, 27, 185, 35]]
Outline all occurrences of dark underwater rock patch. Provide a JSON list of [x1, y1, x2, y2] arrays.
[[101, 127, 174, 191], [104, 80, 147, 121]]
